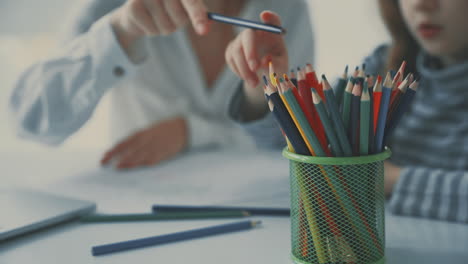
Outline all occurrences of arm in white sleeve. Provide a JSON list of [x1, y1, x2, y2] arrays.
[[389, 167, 468, 223], [9, 15, 141, 145]]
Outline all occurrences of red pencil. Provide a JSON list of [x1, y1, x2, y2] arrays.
[[372, 75, 383, 133], [305, 64, 325, 101], [296, 72, 330, 156]]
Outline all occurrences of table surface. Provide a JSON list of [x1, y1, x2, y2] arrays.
[[1, 149, 467, 264]]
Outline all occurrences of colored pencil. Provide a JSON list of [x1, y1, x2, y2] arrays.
[[152, 204, 290, 216], [374, 72, 393, 152], [353, 66, 359, 78], [385, 80, 419, 143], [312, 89, 343, 157], [280, 80, 325, 156], [285, 76, 331, 155], [360, 86, 371, 155], [92, 220, 261, 256], [342, 79, 354, 133], [322, 76, 353, 157], [395, 61, 406, 84], [367, 78, 375, 155], [372, 76, 383, 135], [334, 65, 349, 108], [305, 64, 319, 90], [269, 62, 277, 87], [297, 71, 329, 155], [277, 81, 316, 156], [389, 74, 409, 112], [264, 77, 310, 156], [208, 12, 286, 34], [81, 211, 249, 223], [290, 69, 298, 87], [350, 82, 362, 156]]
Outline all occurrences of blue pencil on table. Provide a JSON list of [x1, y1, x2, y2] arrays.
[[208, 12, 286, 34], [374, 72, 393, 153], [153, 204, 290, 216], [92, 220, 261, 256]]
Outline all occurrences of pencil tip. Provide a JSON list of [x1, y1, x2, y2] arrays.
[[252, 220, 262, 227], [321, 74, 327, 81]]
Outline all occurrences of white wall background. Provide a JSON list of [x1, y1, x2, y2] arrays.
[[0, 0, 390, 153]]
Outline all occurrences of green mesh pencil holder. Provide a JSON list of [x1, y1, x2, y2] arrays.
[[283, 148, 391, 264]]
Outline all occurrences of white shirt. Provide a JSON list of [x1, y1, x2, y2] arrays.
[[9, 0, 314, 151]]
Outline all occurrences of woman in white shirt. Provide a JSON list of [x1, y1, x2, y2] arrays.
[[9, 0, 314, 169]]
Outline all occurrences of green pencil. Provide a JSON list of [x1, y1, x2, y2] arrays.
[[334, 65, 349, 107], [360, 86, 371, 155], [312, 89, 343, 157], [342, 79, 354, 133], [80, 211, 250, 223]]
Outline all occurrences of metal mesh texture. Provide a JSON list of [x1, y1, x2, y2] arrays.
[[288, 159, 385, 264]]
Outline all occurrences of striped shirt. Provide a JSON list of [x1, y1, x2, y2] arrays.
[[363, 45, 468, 223]]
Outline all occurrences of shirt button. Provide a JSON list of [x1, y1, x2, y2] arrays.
[[113, 66, 125, 77]]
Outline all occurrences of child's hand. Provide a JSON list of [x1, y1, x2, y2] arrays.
[[100, 117, 187, 169], [225, 11, 288, 89], [384, 161, 402, 197], [111, 0, 210, 54]]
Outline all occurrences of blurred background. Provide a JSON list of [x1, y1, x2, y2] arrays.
[[0, 0, 389, 153]]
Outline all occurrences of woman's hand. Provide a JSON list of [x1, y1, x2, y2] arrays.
[[101, 117, 188, 169], [111, 0, 210, 53], [384, 161, 402, 197], [225, 11, 288, 119]]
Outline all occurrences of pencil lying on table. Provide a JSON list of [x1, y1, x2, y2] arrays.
[[80, 211, 249, 223], [152, 204, 290, 216], [92, 220, 261, 256]]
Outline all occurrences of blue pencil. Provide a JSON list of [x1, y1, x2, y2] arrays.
[[153, 204, 290, 216], [263, 76, 311, 156], [208, 12, 286, 34], [374, 72, 393, 153], [384, 80, 419, 143], [92, 220, 261, 256]]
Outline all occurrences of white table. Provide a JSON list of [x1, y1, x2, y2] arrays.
[[1, 149, 467, 264]]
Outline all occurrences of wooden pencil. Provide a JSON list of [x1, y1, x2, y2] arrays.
[[350, 82, 362, 156], [81, 211, 249, 223], [360, 86, 371, 155], [372, 76, 383, 134], [342, 79, 354, 134], [92, 220, 261, 256], [263, 77, 311, 156], [322, 75, 353, 157], [312, 89, 343, 157], [374, 72, 393, 153]]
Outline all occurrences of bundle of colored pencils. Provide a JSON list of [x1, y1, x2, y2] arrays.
[[265, 61, 419, 157]]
